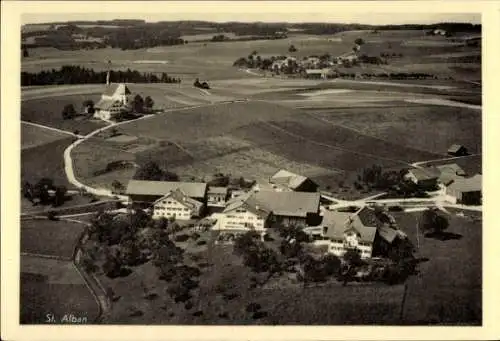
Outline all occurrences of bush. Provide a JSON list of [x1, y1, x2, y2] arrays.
[[197, 240, 207, 246], [174, 234, 190, 242]]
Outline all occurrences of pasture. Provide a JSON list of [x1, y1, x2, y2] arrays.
[[21, 122, 69, 150], [20, 255, 99, 324], [392, 211, 482, 324], [21, 219, 87, 259], [22, 92, 105, 134], [21, 136, 75, 188]]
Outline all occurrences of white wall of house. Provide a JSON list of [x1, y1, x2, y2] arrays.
[[217, 208, 266, 232], [326, 234, 373, 259], [153, 197, 198, 220]]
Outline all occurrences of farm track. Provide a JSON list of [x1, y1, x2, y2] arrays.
[[22, 120, 84, 138]]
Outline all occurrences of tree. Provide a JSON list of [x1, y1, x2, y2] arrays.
[[288, 44, 297, 53], [62, 104, 77, 119], [133, 161, 164, 181], [82, 100, 95, 114], [53, 185, 67, 207], [144, 96, 154, 113], [421, 209, 449, 235], [354, 38, 365, 46], [111, 180, 125, 193], [22, 46, 29, 58], [131, 94, 145, 114]]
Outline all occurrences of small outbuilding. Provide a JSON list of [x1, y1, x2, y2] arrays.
[[447, 144, 468, 157]]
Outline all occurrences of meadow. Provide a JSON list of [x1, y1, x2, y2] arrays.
[[21, 219, 87, 259], [393, 211, 482, 324], [20, 255, 99, 324], [21, 123, 69, 150]]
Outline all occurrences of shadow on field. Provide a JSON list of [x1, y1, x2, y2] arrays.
[[424, 232, 463, 241]]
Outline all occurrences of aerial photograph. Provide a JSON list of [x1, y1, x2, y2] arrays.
[[19, 10, 482, 326]]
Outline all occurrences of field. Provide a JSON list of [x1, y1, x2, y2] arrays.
[[393, 211, 482, 324], [21, 219, 87, 259], [22, 93, 106, 134], [21, 123, 70, 150], [21, 136, 75, 188], [22, 29, 481, 82], [20, 255, 99, 324]]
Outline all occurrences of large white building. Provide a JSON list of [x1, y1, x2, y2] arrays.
[[152, 189, 204, 220], [94, 83, 132, 120]]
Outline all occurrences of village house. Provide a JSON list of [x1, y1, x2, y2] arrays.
[[213, 192, 272, 243], [94, 83, 132, 120], [433, 28, 447, 36], [311, 206, 407, 259], [152, 188, 204, 220], [435, 163, 467, 186], [207, 186, 229, 210], [269, 169, 319, 192], [215, 190, 321, 236], [446, 174, 482, 205], [320, 210, 377, 259], [125, 180, 207, 208], [403, 167, 440, 190], [447, 144, 468, 157]]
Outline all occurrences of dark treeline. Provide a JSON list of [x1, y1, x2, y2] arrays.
[[21, 65, 181, 86]]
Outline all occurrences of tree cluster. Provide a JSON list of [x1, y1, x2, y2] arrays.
[[22, 178, 68, 207], [133, 161, 179, 182], [21, 65, 181, 86], [421, 208, 449, 236]]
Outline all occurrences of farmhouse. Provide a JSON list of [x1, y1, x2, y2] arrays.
[[125, 180, 207, 207], [447, 144, 468, 157], [446, 174, 482, 205], [321, 210, 377, 259], [152, 189, 204, 220], [94, 83, 132, 120], [403, 167, 440, 190], [436, 163, 467, 186], [303, 69, 330, 79], [313, 206, 406, 259], [214, 192, 272, 240], [216, 190, 321, 235], [433, 29, 447, 36], [269, 169, 319, 192]]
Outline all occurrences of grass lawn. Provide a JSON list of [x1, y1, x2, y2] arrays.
[[20, 255, 99, 324], [392, 211, 482, 325], [21, 219, 87, 259], [21, 123, 69, 150], [21, 136, 75, 188], [21, 93, 106, 134]]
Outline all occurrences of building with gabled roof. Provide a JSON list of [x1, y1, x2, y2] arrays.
[[269, 169, 319, 192], [126, 180, 207, 207], [446, 174, 482, 205], [94, 83, 132, 120], [404, 167, 440, 190], [436, 163, 467, 186], [207, 186, 229, 208], [320, 209, 377, 259], [152, 189, 204, 220], [447, 144, 468, 156]]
